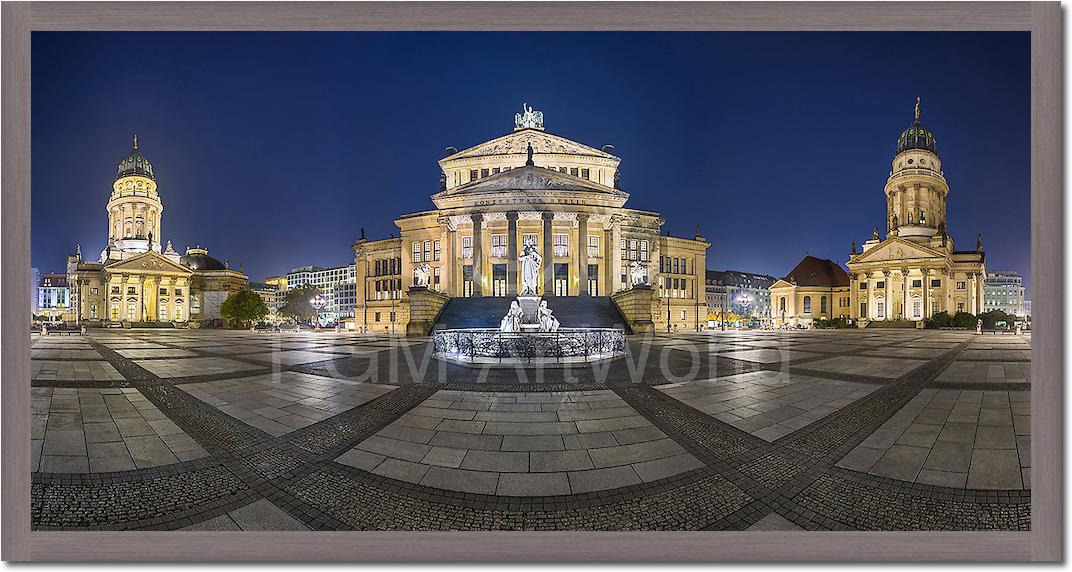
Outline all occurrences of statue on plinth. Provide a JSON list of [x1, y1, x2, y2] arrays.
[[519, 243, 542, 296]]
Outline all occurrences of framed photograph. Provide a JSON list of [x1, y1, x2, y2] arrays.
[[2, 1, 1061, 562]]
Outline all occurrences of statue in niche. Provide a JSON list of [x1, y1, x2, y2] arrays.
[[537, 300, 560, 332], [518, 243, 542, 296], [629, 260, 648, 286], [499, 300, 523, 333], [413, 263, 431, 287]]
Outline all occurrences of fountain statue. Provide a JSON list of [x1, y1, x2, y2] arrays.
[[537, 300, 560, 332], [499, 300, 523, 333], [518, 243, 541, 296]]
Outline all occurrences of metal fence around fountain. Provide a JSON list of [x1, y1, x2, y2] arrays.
[[432, 328, 626, 363]]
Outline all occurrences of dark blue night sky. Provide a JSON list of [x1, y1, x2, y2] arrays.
[[31, 32, 1031, 293]]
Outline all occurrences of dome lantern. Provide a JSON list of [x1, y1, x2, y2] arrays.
[[115, 133, 156, 181], [895, 97, 938, 157]]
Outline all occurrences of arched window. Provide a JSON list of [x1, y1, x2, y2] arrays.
[[820, 296, 828, 314], [803, 296, 811, 313], [779, 297, 786, 313]]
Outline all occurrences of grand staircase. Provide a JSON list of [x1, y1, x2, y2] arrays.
[[432, 296, 631, 333]]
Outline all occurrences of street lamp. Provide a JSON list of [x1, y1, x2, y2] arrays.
[[310, 294, 326, 332]]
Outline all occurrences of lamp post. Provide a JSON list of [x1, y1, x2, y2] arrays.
[[310, 294, 326, 332]]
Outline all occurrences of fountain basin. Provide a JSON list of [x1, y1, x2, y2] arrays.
[[432, 328, 626, 365]]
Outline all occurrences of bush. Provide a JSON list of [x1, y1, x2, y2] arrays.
[[926, 311, 977, 329], [814, 317, 849, 329]]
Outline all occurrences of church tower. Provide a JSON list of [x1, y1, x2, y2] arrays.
[[106, 134, 163, 258], [884, 98, 949, 246]]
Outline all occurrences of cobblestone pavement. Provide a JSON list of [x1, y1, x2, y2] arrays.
[[30, 328, 1031, 531]]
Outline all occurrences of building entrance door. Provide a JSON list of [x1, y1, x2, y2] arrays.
[[492, 264, 507, 297], [554, 264, 569, 296]]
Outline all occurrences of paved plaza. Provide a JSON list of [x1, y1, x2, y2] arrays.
[[31, 328, 1031, 531]]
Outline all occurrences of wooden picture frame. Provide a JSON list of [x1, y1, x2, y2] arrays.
[[1, 1, 1061, 561]]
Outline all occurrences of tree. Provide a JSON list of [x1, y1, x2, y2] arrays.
[[281, 285, 321, 324], [220, 289, 269, 329]]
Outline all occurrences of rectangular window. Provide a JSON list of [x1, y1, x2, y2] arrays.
[[913, 299, 922, 318], [469, 169, 478, 181], [491, 234, 507, 257], [412, 242, 421, 262], [90, 305, 98, 319], [931, 300, 940, 316], [957, 281, 966, 289], [627, 239, 638, 260], [859, 282, 867, 290], [580, 168, 590, 179], [876, 281, 885, 289], [480, 168, 489, 178], [91, 287, 98, 295], [463, 264, 473, 297], [587, 264, 599, 296], [159, 287, 168, 295], [559, 167, 567, 173], [860, 302, 867, 318], [931, 279, 941, 287], [127, 286, 137, 295], [461, 236, 473, 259], [588, 235, 599, 258], [640, 240, 649, 261], [433, 240, 441, 261], [492, 167, 500, 175], [912, 279, 922, 288], [673, 258, 680, 274], [877, 301, 885, 318], [570, 167, 579, 176], [159, 306, 168, 321], [957, 302, 965, 312], [553, 234, 569, 257], [681, 309, 687, 321], [433, 266, 441, 287], [375, 312, 381, 322], [424, 240, 432, 262]]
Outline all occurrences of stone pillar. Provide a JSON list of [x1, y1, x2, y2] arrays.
[[610, 218, 622, 293], [506, 211, 519, 296], [445, 228, 456, 295], [922, 269, 930, 320], [902, 268, 910, 320], [577, 213, 589, 295], [542, 212, 554, 296], [471, 214, 483, 297], [603, 226, 614, 294], [883, 271, 891, 320]]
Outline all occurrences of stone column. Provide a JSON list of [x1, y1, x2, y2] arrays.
[[471, 214, 483, 297], [603, 226, 613, 294], [542, 212, 554, 296], [902, 268, 910, 320], [445, 228, 456, 295], [577, 213, 589, 295], [922, 269, 929, 320], [506, 212, 519, 296], [610, 218, 622, 293], [883, 271, 892, 320]]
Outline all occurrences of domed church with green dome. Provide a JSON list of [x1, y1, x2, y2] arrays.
[[66, 135, 248, 326], [845, 98, 987, 325]]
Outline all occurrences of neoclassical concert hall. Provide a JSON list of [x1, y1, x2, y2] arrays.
[[353, 105, 709, 333]]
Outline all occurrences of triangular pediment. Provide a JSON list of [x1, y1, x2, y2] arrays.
[[441, 129, 618, 163], [851, 236, 944, 264], [435, 164, 627, 199], [104, 251, 193, 275], [769, 279, 795, 290]]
